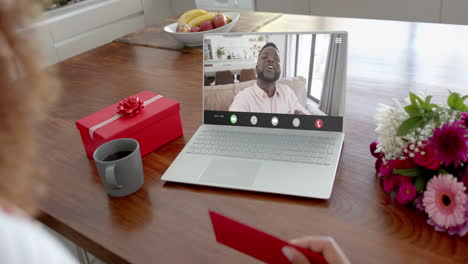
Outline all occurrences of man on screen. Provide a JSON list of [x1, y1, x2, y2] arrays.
[[229, 42, 310, 115]]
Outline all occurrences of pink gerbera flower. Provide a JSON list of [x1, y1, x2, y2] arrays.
[[428, 121, 468, 167], [427, 202, 468, 236], [423, 174, 467, 228]]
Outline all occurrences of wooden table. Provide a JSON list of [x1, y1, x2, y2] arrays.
[[38, 12, 468, 264]]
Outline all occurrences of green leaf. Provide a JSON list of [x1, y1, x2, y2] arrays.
[[424, 95, 432, 105], [415, 175, 428, 192], [409, 92, 425, 107], [409, 92, 418, 106], [404, 105, 421, 117], [438, 168, 448, 175], [415, 96, 425, 108], [422, 96, 432, 111], [434, 112, 441, 127], [447, 92, 468, 111], [393, 168, 424, 177], [448, 93, 460, 109], [396, 116, 424, 137]]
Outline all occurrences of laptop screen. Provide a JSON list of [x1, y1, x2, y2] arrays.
[[203, 32, 347, 132]]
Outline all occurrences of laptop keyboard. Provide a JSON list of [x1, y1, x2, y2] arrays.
[[186, 129, 336, 165]]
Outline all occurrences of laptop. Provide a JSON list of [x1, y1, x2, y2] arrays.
[[162, 31, 347, 199]]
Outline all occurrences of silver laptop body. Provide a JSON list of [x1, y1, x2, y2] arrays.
[[162, 31, 347, 199]]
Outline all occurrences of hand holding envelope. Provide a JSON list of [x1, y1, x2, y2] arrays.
[[209, 211, 350, 264], [283, 237, 351, 264]]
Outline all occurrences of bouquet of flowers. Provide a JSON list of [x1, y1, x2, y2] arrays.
[[370, 92, 468, 236]]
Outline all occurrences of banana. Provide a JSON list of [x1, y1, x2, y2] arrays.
[[226, 14, 232, 23], [187, 13, 216, 28], [177, 9, 207, 27]]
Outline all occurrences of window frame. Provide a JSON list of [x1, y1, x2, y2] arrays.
[[306, 35, 319, 103]]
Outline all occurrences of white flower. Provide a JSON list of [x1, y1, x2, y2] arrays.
[[374, 101, 408, 160]]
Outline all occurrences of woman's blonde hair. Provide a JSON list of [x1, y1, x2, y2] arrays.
[[0, 0, 60, 215]]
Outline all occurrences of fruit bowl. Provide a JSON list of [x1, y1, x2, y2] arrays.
[[163, 12, 239, 46]]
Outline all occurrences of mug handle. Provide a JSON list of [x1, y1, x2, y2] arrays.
[[105, 164, 123, 189]]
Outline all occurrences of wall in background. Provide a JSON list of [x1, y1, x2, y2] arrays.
[[143, 0, 172, 25], [171, 0, 196, 16], [440, 0, 468, 25], [268, 34, 286, 77], [256, 0, 309, 15], [207, 34, 267, 61], [306, 0, 440, 23]]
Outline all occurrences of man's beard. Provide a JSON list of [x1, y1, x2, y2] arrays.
[[256, 66, 280, 83]]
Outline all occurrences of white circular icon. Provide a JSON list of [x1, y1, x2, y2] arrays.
[[293, 117, 300, 127], [271, 117, 279, 126], [250, 115, 258, 125]]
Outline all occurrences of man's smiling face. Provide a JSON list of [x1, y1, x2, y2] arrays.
[[256, 46, 281, 83]]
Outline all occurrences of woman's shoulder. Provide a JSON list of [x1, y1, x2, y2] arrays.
[[0, 211, 78, 264]]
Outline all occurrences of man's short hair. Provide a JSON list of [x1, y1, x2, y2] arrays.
[[259, 42, 279, 55]]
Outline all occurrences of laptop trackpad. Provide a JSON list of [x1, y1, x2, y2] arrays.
[[199, 158, 260, 187]]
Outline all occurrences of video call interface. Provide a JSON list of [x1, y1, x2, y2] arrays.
[[203, 32, 346, 131]]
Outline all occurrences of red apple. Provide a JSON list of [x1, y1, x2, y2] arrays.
[[191, 27, 200, 32], [200, 21, 214, 31], [212, 13, 227, 28]]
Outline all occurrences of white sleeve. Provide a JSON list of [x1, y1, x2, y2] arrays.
[[0, 212, 78, 264]]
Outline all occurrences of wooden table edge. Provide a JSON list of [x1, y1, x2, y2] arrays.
[[37, 212, 129, 264]]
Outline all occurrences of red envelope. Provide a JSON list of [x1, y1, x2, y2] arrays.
[[209, 211, 327, 264]]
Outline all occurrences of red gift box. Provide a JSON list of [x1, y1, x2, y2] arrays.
[[76, 90, 183, 157]]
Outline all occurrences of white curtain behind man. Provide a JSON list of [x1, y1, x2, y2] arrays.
[[319, 34, 346, 116]]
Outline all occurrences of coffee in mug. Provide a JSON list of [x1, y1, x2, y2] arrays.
[[93, 138, 144, 197]]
